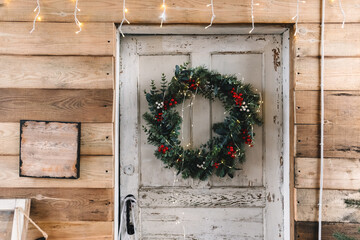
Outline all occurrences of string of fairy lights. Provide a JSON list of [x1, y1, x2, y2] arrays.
[[26, 0, 347, 34], [29, 0, 82, 34]]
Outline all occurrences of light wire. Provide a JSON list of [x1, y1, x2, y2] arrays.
[[318, 0, 326, 237], [74, 0, 82, 34], [119, 0, 130, 37], [205, 0, 216, 29], [30, 0, 40, 34]]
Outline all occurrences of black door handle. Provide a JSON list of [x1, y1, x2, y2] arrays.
[[125, 194, 135, 235]]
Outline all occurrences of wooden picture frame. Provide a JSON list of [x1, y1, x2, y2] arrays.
[[0, 199, 31, 240], [19, 120, 81, 179]]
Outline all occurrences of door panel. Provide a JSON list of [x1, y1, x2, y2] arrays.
[[120, 35, 283, 239]]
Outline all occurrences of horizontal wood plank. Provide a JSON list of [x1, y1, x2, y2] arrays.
[[26, 221, 113, 240], [295, 158, 360, 190], [324, 124, 360, 158], [296, 24, 360, 57], [0, 89, 113, 123], [296, 221, 360, 240], [139, 187, 265, 208], [0, 56, 113, 89], [295, 91, 360, 125], [0, 188, 113, 221], [0, 156, 113, 188], [141, 208, 263, 239], [0, 123, 113, 156], [296, 124, 360, 158], [296, 189, 360, 222], [326, 91, 360, 125], [295, 91, 319, 124], [1, 0, 360, 23], [0, 22, 114, 56], [295, 57, 360, 90], [295, 125, 320, 158]]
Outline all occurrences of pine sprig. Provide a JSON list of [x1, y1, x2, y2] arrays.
[[142, 64, 262, 180]]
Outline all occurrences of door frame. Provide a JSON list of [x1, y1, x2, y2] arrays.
[[114, 24, 291, 240]]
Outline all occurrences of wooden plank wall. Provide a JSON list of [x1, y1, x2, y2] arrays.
[[1, 0, 360, 239], [0, 21, 115, 239]]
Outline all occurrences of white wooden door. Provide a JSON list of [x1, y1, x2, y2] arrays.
[[120, 34, 284, 239]]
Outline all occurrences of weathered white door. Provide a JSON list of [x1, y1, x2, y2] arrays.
[[120, 33, 284, 239]]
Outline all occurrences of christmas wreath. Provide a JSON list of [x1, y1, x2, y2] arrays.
[[143, 64, 262, 180]]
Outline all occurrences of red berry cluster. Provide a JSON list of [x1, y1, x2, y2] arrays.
[[155, 112, 163, 122], [241, 129, 253, 147], [227, 144, 236, 158], [163, 98, 178, 110], [185, 78, 198, 90], [230, 88, 243, 106], [213, 162, 220, 169], [158, 145, 169, 154]]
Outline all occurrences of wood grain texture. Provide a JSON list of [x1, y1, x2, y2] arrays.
[[0, 123, 113, 156], [296, 24, 360, 57], [326, 91, 360, 125], [325, 124, 360, 158], [295, 91, 320, 124], [139, 187, 266, 208], [0, 56, 113, 89], [0, 188, 113, 221], [141, 208, 263, 239], [296, 189, 360, 222], [0, 156, 113, 188], [296, 124, 360, 158], [0, 22, 114, 56], [295, 125, 320, 158], [20, 121, 80, 179], [295, 158, 360, 190], [0, 89, 113, 123], [295, 221, 360, 240], [26, 221, 113, 240], [1, 0, 360, 23], [295, 91, 360, 125], [295, 57, 360, 90]]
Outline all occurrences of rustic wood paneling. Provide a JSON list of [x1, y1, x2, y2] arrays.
[[80, 123, 113, 155], [296, 124, 360, 158], [0, 89, 113, 123], [295, 57, 360, 90], [295, 91, 360, 125], [0, 156, 113, 188], [295, 158, 360, 190], [139, 187, 266, 208], [296, 24, 360, 57], [325, 124, 360, 158], [0, 188, 113, 221], [0, 123, 113, 156], [0, 22, 114, 56], [295, 125, 319, 158], [1, 0, 360, 23], [26, 221, 113, 240], [0, 56, 114, 89], [0, 0, 123, 22], [20, 120, 80, 179], [326, 91, 360, 125], [295, 221, 360, 240], [296, 189, 360, 222], [295, 91, 320, 124]]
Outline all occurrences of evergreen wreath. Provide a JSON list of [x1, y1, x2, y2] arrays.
[[143, 64, 262, 180]]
